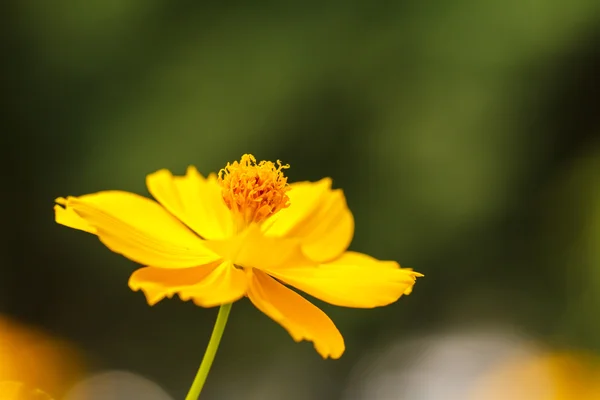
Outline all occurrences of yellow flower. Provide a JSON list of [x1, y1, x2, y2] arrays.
[[55, 154, 421, 359], [0, 382, 54, 400], [469, 351, 600, 400], [0, 317, 82, 399]]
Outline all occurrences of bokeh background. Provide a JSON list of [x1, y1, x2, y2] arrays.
[[3, 1, 600, 399]]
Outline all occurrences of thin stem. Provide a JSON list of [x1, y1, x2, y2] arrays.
[[184, 303, 233, 400]]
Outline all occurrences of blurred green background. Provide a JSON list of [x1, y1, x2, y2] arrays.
[[3, 1, 600, 399]]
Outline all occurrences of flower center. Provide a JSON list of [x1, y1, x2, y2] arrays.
[[218, 154, 291, 227]]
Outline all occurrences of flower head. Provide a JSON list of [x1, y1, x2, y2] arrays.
[[55, 154, 422, 359]]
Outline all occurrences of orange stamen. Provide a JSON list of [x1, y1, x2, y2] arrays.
[[218, 154, 290, 227]]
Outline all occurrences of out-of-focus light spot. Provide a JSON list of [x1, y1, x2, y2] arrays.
[[64, 370, 173, 400], [0, 316, 83, 399], [468, 352, 600, 400], [342, 327, 537, 400]]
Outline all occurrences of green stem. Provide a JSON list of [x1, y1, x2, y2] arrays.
[[184, 303, 233, 400]]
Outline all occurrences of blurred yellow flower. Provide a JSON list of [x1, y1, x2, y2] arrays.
[[469, 351, 600, 400], [0, 317, 82, 399], [55, 154, 421, 358], [0, 381, 53, 400]]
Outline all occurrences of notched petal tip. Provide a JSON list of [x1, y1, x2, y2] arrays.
[[399, 269, 423, 295], [54, 198, 96, 234], [142, 287, 176, 306], [308, 177, 332, 188], [400, 265, 424, 277], [185, 165, 203, 177], [128, 275, 179, 306], [63, 191, 219, 268], [145, 168, 173, 186], [267, 251, 423, 309]]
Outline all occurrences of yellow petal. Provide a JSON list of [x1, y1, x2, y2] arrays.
[[265, 251, 423, 308], [146, 168, 234, 240], [265, 179, 354, 262], [54, 198, 95, 234], [57, 191, 220, 268], [204, 224, 315, 270], [128, 262, 220, 305], [178, 260, 247, 307], [129, 260, 247, 307], [247, 269, 345, 359]]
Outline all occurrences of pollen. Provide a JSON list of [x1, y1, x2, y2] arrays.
[[218, 154, 291, 226]]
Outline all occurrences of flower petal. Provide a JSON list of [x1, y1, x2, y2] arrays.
[[265, 251, 423, 308], [247, 269, 345, 359], [265, 179, 354, 262], [204, 224, 315, 270], [129, 260, 247, 307], [54, 198, 95, 234], [177, 260, 247, 307], [146, 167, 234, 240], [128, 262, 219, 305], [56, 191, 220, 268]]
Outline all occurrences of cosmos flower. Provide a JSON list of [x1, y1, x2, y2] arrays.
[[55, 154, 421, 358]]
